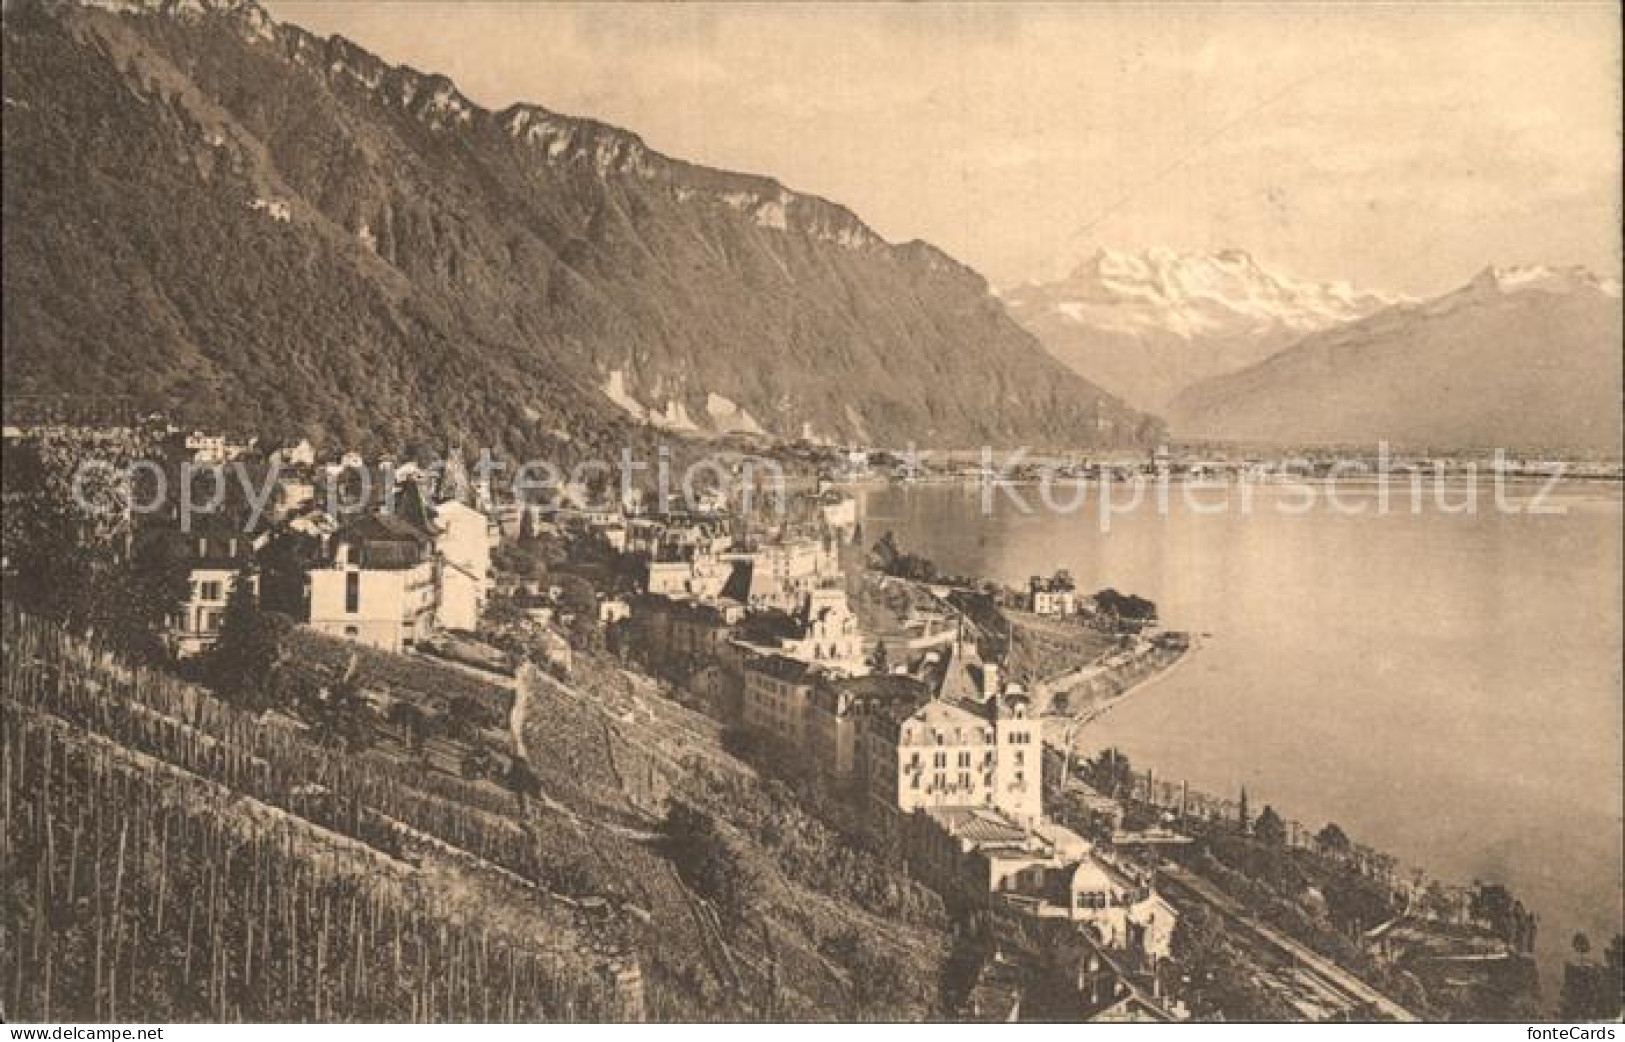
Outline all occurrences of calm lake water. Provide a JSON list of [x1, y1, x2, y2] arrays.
[[858, 479, 1623, 986]]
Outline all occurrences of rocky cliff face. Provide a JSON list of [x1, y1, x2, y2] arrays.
[[1167, 266, 1623, 452], [2, 0, 1161, 453]]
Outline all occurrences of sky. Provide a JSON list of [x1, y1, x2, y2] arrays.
[[265, 1, 1621, 297]]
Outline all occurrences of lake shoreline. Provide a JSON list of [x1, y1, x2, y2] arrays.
[[859, 480, 1623, 1001], [1040, 637, 1200, 737]]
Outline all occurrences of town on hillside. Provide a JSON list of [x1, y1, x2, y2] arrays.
[[2, 0, 1621, 1029], [1, 414, 1579, 1023]]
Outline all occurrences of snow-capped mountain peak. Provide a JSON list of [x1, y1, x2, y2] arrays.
[[1000, 248, 1411, 412], [1007, 247, 1408, 342], [1467, 264, 1622, 299]]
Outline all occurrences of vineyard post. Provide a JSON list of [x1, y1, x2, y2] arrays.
[[109, 821, 127, 1020]]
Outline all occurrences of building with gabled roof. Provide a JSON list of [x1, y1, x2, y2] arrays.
[[807, 672, 930, 780], [308, 514, 438, 652], [857, 624, 1043, 825], [152, 515, 260, 657]]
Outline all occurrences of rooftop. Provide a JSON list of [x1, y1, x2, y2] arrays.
[[331, 513, 434, 569], [746, 653, 820, 684], [830, 672, 929, 702], [926, 805, 1031, 847]]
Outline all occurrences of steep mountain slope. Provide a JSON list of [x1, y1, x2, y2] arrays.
[[1002, 249, 1403, 412], [1167, 266, 1623, 452], [1, 0, 1159, 453]]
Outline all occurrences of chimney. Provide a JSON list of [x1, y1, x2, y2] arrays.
[[982, 662, 1001, 699]]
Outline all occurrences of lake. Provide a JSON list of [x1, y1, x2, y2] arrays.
[[856, 477, 1623, 987]]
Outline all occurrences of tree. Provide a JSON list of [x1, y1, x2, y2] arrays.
[[105, 526, 192, 663], [396, 478, 433, 532], [1471, 882, 1525, 945], [1253, 805, 1287, 846], [1323, 866, 1395, 937], [1088, 747, 1135, 798], [2, 436, 185, 661], [662, 801, 760, 926], [1316, 822, 1352, 859], [304, 654, 375, 751], [388, 701, 432, 754], [460, 746, 493, 781], [505, 756, 541, 813], [207, 560, 290, 710], [482, 589, 527, 635], [444, 694, 487, 742], [555, 574, 599, 649], [867, 531, 938, 582], [257, 533, 311, 617], [1094, 587, 1157, 624], [1238, 787, 1251, 832], [1561, 932, 1624, 1021], [1420, 880, 1455, 921], [868, 640, 890, 674], [1171, 904, 1298, 1021]]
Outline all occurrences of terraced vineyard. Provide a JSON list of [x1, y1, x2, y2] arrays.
[[0, 611, 635, 1022], [2, 610, 958, 1022]]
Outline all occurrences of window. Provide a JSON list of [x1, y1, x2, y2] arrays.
[[200, 581, 223, 602], [958, 751, 971, 768], [344, 625, 359, 638], [345, 572, 360, 613], [202, 609, 224, 633]]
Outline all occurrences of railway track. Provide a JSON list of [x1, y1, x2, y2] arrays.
[[1159, 864, 1418, 1022]]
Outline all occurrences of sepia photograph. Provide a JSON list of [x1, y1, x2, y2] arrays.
[[1, 0, 1621, 1033]]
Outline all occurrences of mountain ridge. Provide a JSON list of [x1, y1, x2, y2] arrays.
[[3, 0, 1161, 452], [1167, 264, 1623, 453]]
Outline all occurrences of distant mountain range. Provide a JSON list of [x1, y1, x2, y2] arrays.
[[1007, 248, 1622, 455], [1168, 266, 1623, 453], [1, 0, 1160, 454], [5, 1, 1616, 459], [1002, 248, 1406, 413]]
